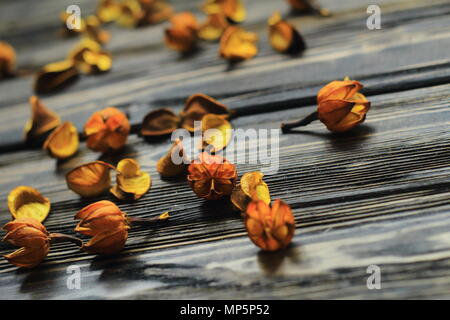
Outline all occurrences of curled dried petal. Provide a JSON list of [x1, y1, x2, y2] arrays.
[[201, 113, 232, 152], [111, 158, 151, 200], [97, 0, 122, 23], [219, 26, 258, 61], [117, 0, 145, 28], [34, 60, 79, 94], [141, 0, 173, 25], [231, 171, 270, 211], [157, 140, 187, 177], [43, 121, 79, 159], [0, 41, 16, 78], [164, 12, 198, 53], [141, 108, 180, 137], [24, 96, 61, 142], [68, 38, 112, 74], [7, 186, 51, 222], [198, 13, 228, 41], [268, 11, 306, 54], [203, 0, 246, 24], [66, 161, 115, 197]]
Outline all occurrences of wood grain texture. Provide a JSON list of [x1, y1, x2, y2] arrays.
[[0, 0, 450, 300]]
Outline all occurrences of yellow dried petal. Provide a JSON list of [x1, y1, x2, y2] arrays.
[[0, 41, 16, 78], [43, 121, 79, 159], [97, 0, 122, 23], [198, 13, 228, 41], [24, 96, 61, 141], [201, 113, 232, 152], [156, 140, 187, 177], [203, 0, 246, 24], [68, 37, 112, 74], [34, 60, 79, 94], [66, 161, 115, 197], [7, 186, 51, 222], [231, 171, 270, 211], [268, 11, 306, 54], [111, 158, 151, 200], [219, 26, 258, 61]]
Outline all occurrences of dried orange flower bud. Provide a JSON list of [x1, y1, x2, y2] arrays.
[[66, 161, 115, 197], [231, 171, 270, 212], [97, 0, 122, 23], [180, 93, 230, 132], [188, 152, 237, 200], [201, 113, 232, 152], [287, 0, 330, 16], [84, 107, 130, 153], [245, 199, 295, 251], [111, 158, 151, 200], [165, 12, 198, 53], [0, 41, 16, 78], [198, 13, 228, 41], [268, 11, 306, 55], [24, 96, 61, 142], [43, 121, 79, 159], [317, 79, 371, 132], [203, 0, 246, 24], [74, 200, 130, 255], [157, 140, 188, 177], [34, 60, 79, 94], [68, 38, 112, 74], [2, 218, 51, 268], [8, 186, 51, 222], [219, 26, 258, 61], [85, 15, 111, 45], [141, 108, 180, 137]]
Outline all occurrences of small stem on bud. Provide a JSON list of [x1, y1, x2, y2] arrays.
[[128, 212, 170, 226], [50, 233, 83, 247], [281, 111, 319, 133]]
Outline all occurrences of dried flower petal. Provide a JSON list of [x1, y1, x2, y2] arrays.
[[85, 15, 111, 44], [111, 159, 151, 200], [141, 108, 180, 137], [59, 12, 86, 37], [34, 60, 79, 94], [203, 0, 246, 24], [219, 26, 258, 61], [188, 152, 237, 200], [84, 107, 130, 153], [43, 121, 79, 159], [97, 0, 122, 23], [268, 11, 306, 54], [2, 217, 51, 268], [157, 140, 187, 177], [24, 96, 61, 142], [164, 12, 198, 53], [117, 0, 145, 28], [245, 199, 295, 251], [201, 113, 232, 152], [7, 186, 51, 222], [0, 41, 16, 78], [231, 171, 270, 211], [180, 93, 230, 132], [66, 161, 115, 197], [198, 13, 228, 41], [141, 0, 173, 24], [68, 38, 112, 74]]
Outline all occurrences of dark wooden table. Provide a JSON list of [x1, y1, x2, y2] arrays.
[[1, 0, 450, 299]]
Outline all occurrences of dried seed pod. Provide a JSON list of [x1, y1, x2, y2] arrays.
[[245, 199, 295, 251], [188, 152, 237, 200], [198, 13, 228, 41], [34, 60, 79, 94], [164, 12, 198, 53], [111, 158, 151, 200], [68, 38, 112, 74], [97, 0, 122, 23], [156, 140, 187, 177], [8, 186, 51, 222], [84, 107, 130, 153], [141, 108, 180, 137], [2, 218, 51, 268], [24, 96, 61, 142], [43, 121, 79, 159], [201, 113, 232, 152], [231, 171, 270, 211], [203, 0, 246, 24], [66, 161, 115, 197], [180, 93, 230, 132], [268, 11, 306, 55], [219, 26, 258, 61], [0, 41, 16, 78]]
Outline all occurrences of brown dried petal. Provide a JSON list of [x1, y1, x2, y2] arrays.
[[34, 60, 79, 94], [156, 140, 187, 177], [24, 96, 61, 141], [141, 108, 180, 137]]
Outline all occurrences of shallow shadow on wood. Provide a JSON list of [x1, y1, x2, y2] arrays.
[[257, 244, 301, 276], [19, 265, 60, 297], [176, 46, 203, 61], [199, 197, 239, 218]]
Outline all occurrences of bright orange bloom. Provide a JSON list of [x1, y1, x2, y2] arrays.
[[245, 199, 295, 251], [2, 218, 50, 268], [74, 200, 130, 255], [317, 79, 370, 132], [84, 107, 130, 153], [188, 152, 237, 200]]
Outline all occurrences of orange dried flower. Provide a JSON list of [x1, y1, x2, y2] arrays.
[[34, 60, 79, 94], [0, 41, 16, 78], [188, 152, 237, 200], [84, 107, 130, 153], [74, 200, 130, 255], [110, 158, 151, 200], [8, 186, 51, 222], [43, 121, 79, 159], [198, 13, 228, 41], [219, 26, 258, 61], [165, 12, 198, 53], [203, 0, 246, 24], [245, 199, 295, 251], [2, 218, 50, 268], [66, 161, 115, 197], [24, 96, 61, 142], [268, 11, 306, 54]]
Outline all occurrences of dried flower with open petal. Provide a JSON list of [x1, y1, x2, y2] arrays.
[[203, 0, 246, 24], [165, 12, 198, 53], [84, 107, 130, 153], [198, 13, 228, 41], [188, 152, 237, 200], [201, 113, 232, 152], [219, 26, 258, 61], [2, 218, 50, 268], [43, 121, 79, 159], [66, 161, 115, 197], [0, 41, 16, 78], [97, 0, 122, 23], [34, 60, 79, 94], [8, 186, 51, 222], [24, 96, 61, 142], [231, 171, 270, 212], [268, 11, 306, 55], [111, 159, 151, 200], [245, 199, 295, 251], [157, 139, 188, 177]]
